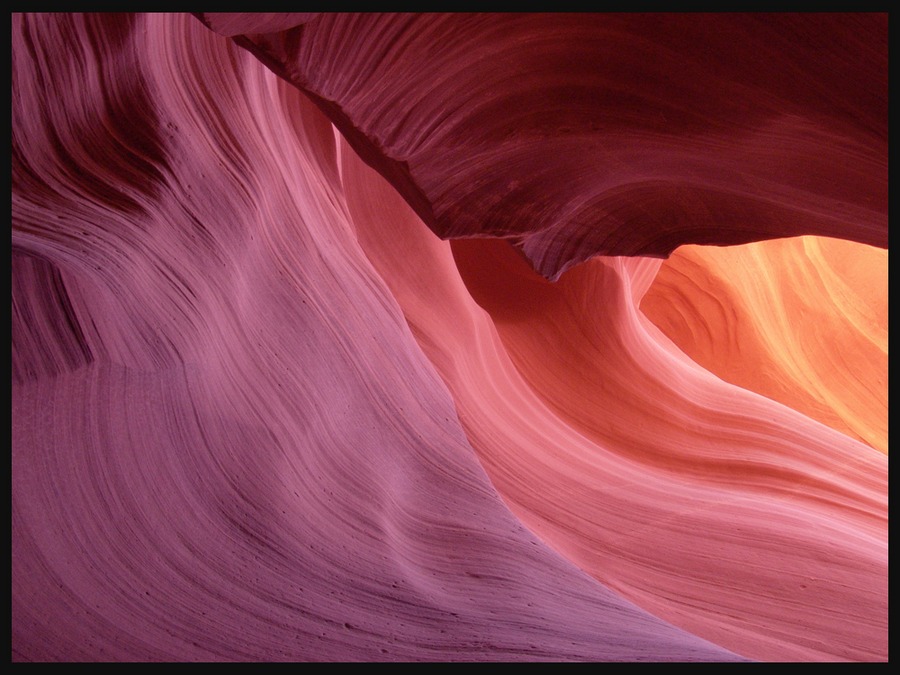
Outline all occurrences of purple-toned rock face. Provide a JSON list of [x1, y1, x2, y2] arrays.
[[201, 12, 887, 279], [12, 13, 886, 662]]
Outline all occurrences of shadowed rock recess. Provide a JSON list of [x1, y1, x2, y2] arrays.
[[12, 13, 886, 662]]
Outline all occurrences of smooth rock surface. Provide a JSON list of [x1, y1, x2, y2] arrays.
[[12, 12, 887, 663]]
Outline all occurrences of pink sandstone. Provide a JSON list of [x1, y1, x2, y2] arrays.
[[12, 12, 887, 663]]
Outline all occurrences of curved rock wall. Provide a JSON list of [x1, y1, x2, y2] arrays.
[[12, 12, 887, 662]]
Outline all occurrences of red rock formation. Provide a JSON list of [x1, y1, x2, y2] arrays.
[[12, 12, 887, 663], [11, 13, 744, 662], [341, 137, 887, 661], [205, 12, 887, 279]]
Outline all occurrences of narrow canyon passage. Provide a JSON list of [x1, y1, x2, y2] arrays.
[[12, 12, 887, 662]]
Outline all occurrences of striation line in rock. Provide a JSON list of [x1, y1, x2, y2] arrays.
[[12, 12, 751, 662], [204, 12, 887, 279]]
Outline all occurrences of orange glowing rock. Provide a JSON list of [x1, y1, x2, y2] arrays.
[[641, 237, 888, 454]]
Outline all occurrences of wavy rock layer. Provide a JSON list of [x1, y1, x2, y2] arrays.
[[341, 138, 887, 662], [12, 12, 887, 663], [205, 12, 888, 279], [641, 238, 888, 454], [12, 13, 745, 662]]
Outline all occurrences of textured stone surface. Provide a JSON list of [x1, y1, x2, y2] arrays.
[[641, 238, 888, 454], [12, 12, 886, 662], [206, 12, 887, 279]]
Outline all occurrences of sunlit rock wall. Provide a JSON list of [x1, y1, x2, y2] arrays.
[[12, 12, 887, 662]]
